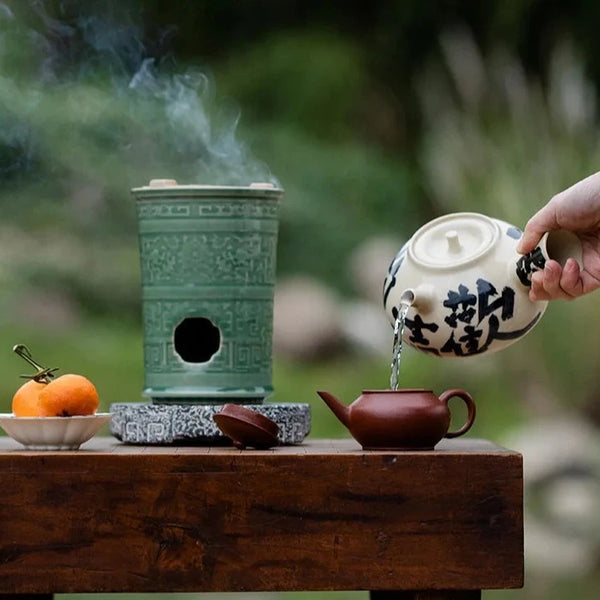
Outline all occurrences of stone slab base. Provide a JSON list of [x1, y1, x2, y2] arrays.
[[109, 402, 311, 445]]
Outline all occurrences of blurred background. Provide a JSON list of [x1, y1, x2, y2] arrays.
[[1, 1, 600, 598]]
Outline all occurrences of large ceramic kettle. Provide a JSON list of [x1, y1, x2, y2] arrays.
[[383, 212, 582, 357]]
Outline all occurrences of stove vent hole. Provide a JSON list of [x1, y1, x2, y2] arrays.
[[174, 317, 221, 363]]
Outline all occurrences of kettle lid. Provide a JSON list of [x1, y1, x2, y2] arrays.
[[409, 212, 499, 269]]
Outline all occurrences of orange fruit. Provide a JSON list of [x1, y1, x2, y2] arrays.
[[12, 380, 47, 417], [38, 374, 99, 417], [11, 374, 99, 417]]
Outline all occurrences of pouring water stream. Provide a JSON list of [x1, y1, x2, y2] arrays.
[[389, 298, 412, 390]]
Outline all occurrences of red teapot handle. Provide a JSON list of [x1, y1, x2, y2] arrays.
[[439, 389, 476, 438]]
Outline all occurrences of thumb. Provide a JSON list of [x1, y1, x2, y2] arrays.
[[517, 226, 545, 254], [517, 207, 559, 254]]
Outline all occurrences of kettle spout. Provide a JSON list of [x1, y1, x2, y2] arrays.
[[400, 284, 435, 314], [316, 390, 351, 428]]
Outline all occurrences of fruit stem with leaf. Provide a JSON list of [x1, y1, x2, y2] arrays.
[[13, 344, 59, 384]]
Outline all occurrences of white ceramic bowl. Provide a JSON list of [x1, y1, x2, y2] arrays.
[[0, 413, 112, 450]]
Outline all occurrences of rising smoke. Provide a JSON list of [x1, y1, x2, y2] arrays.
[[0, 1, 277, 187]]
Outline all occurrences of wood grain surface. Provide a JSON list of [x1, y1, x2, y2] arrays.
[[0, 438, 523, 594], [370, 592, 481, 599]]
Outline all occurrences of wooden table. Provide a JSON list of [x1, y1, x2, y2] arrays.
[[0, 437, 523, 599]]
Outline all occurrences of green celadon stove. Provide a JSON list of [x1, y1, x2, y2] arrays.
[[131, 179, 283, 404]]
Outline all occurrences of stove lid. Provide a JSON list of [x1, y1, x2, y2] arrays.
[[131, 179, 283, 198]]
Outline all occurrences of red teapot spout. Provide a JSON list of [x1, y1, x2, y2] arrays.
[[316, 390, 351, 429]]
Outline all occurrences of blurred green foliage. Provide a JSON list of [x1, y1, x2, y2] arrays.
[[2, 2, 600, 599]]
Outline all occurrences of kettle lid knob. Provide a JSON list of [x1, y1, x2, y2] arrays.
[[445, 230, 462, 253]]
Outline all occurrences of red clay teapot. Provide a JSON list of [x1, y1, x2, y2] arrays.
[[317, 388, 476, 450]]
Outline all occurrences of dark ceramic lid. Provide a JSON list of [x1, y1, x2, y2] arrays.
[[213, 404, 279, 450]]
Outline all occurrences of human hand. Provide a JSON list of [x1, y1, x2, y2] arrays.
[[517, 171, 600, 301]]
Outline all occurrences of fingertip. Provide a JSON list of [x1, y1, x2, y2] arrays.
[[560, 258, 583, 297], [529, 286, 548, 302], [538, 259, 572, 300], [529, 271, 545, 301], [540, 259, 562, 281], [519, 206, 559, 254], [516, 238, 531, 255], [517, 230, 543, 254], [530, 269, 545, 285], [564, 257, 580, 271]]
